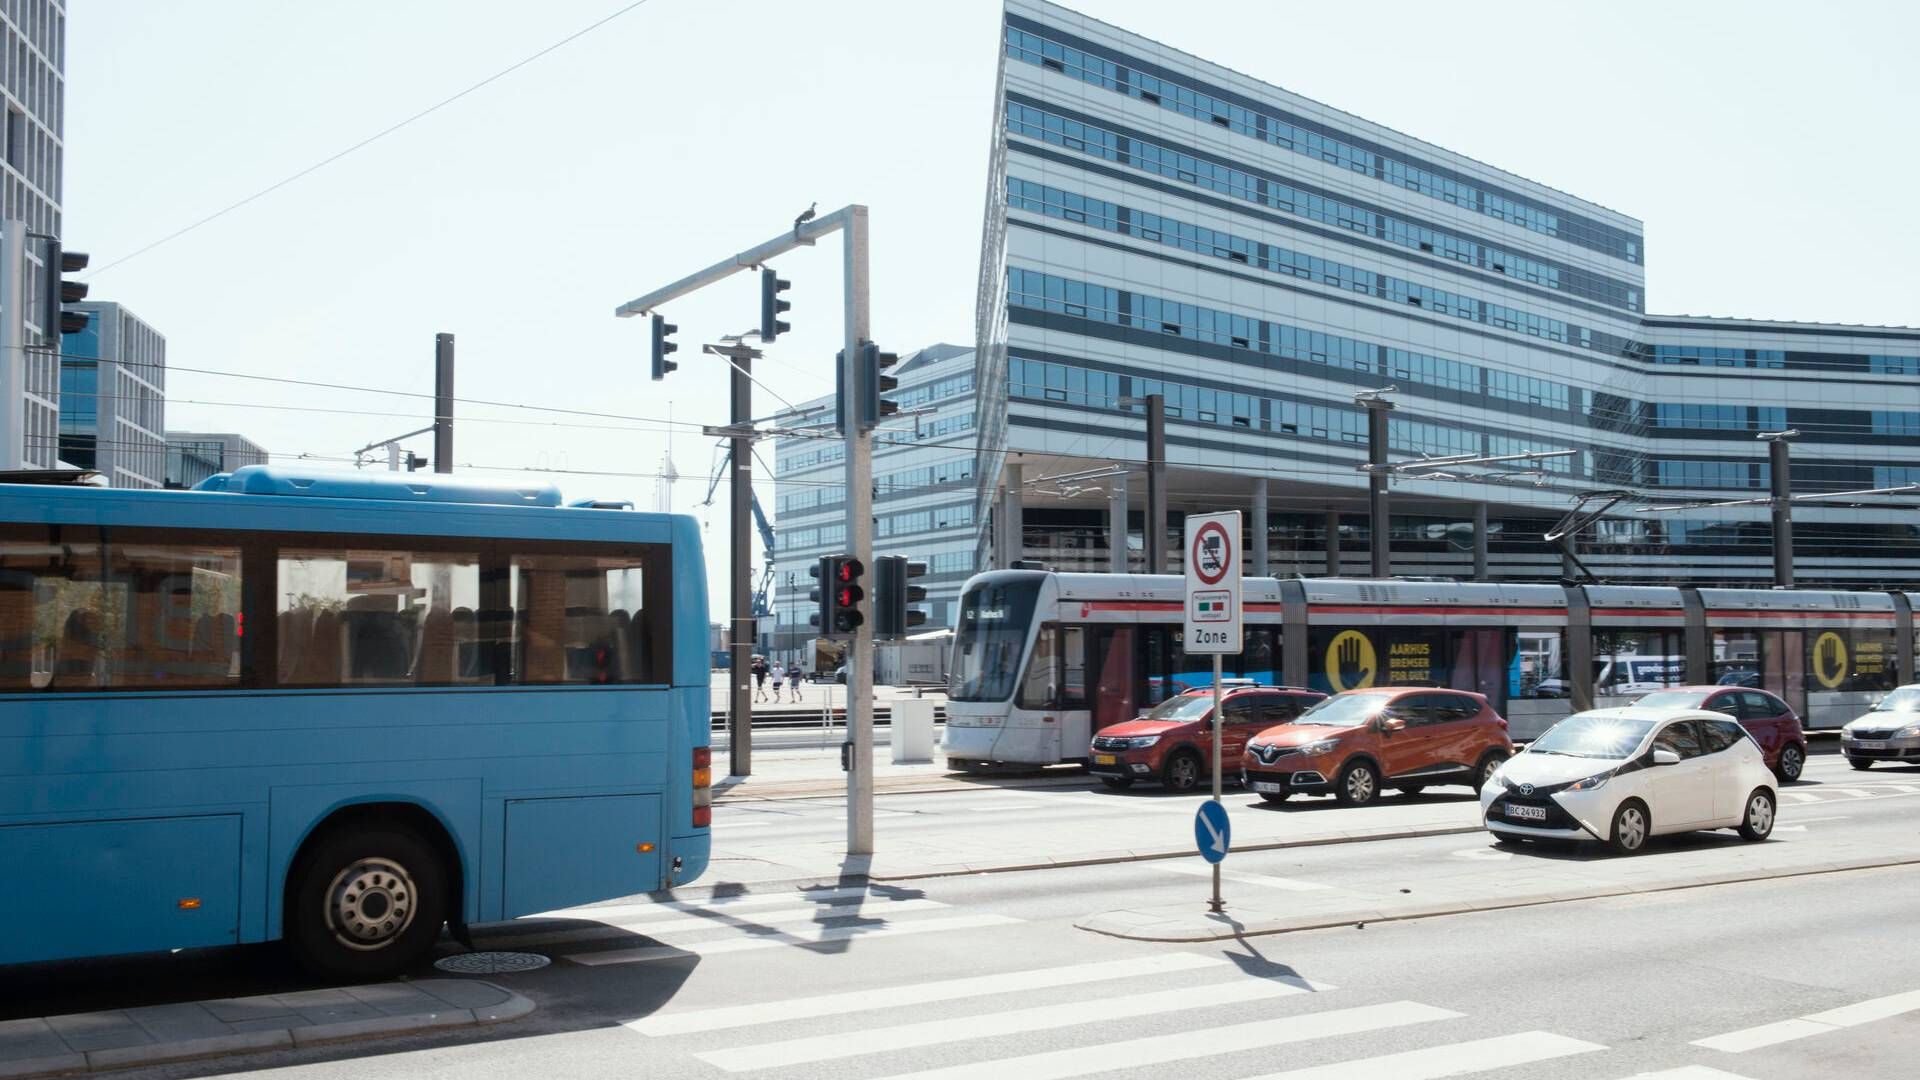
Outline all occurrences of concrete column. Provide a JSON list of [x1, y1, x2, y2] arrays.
[[1324, 510, 1341, 576], [1472, 503, 1489, 582], [999, 462, 1024, 569], [1108, 471, 1129, 574], [1145, 395, 1168, 574], [1362, 398, 1395, 579], [1250, 477, 1269, 578]]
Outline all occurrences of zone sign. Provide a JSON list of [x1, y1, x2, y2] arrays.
[[1184, 510, 1242, 654]]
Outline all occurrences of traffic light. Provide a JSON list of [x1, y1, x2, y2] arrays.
[[831, 555, 865, 634], [859, 342, 901, 429], [650, 314, 678, 380], [874, 555, 928, 641], [759, 267, 791, 342], [405, 451, 428, 471], [42, 241, 90, 338], [807, 555, 833, 632]]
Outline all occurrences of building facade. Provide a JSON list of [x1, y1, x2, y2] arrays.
[[970, 0, 1920, 588], [769, 344, 980, 662], [165, 430, 268, 488], [59, 300, 166, 487], [0, 0, 65, 468]]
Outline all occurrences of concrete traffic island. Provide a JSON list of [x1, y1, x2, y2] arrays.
[[1076, 840, 1920, 943], [0, 978, 532, 1079]]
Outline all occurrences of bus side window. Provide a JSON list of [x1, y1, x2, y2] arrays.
[[509, 550, 666, 685]]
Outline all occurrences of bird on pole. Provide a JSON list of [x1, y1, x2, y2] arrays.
[[793, 201, 817, 236]]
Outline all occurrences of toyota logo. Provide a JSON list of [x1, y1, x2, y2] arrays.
[[1518, 783, 1535, 796]]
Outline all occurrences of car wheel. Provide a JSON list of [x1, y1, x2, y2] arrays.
[[1738, 787, 1776, 842], [1162, 750, 1203, 793], [1098, 776, 1134, 790], [1258, 791, 1290, 805], [1774, 743, 1805, 783], [1848, 756, 1874, 771], [285, 823, 448, 981], [1335, 761, 1379, 806], [1471, 750, 1509, 794], [1607, 800, 1650, 855]]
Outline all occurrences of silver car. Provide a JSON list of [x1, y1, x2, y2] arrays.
[[1839, 685, 1920, 770]]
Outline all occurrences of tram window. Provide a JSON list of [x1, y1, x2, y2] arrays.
[[1510, 629, 1567, 699], [1591, 631, 1683, 695], [1018, 624, 1060, 708], [1234, 627, 1278, 684], [1061, 626, 1088, 706], [1710, 630, 1762, 687]]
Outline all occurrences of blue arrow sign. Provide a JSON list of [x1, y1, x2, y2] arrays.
[[1194, 800, 1231, 864]]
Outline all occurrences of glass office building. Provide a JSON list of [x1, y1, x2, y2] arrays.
[[971, 0, 1920, 587], [58, 301, 166, 488]]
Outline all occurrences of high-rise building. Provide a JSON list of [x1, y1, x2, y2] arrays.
[[971, 0, 1920, 587], [165, 431, 268, 489], [59, 300, 166, 487], [0, 1, 65, 469], [770, 344, 979, 661]]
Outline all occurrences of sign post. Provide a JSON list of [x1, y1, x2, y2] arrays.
[[1184, 510, 1242, 914]]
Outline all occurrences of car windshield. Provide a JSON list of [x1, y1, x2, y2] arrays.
[[1145, 695, 1216, 721], [1528, 714, 1656, 759], [1635, 690, 1712, 711], [1872, 687, 1920, 712], [1292, 693, 1387, 727]]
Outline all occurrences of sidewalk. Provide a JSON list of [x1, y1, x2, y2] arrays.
[[1078, 835, 1920, 943], [713, 746, 1089, 802], [0, 979, 531, 1079]]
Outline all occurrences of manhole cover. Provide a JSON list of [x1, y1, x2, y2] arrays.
[[434, 951, 552, 975]]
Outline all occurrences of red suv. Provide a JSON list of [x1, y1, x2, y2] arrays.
[[1634, 686, 1808, 782], [1240, 687, 1513, 806], [1089, 686, 1327, 792]]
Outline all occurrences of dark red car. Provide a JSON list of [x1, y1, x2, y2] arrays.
[[1634, 686, 1808, 782], [1089, 686, 1327, 792]]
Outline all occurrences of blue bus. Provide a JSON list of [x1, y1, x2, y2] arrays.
[[0, 466, 711, 978]]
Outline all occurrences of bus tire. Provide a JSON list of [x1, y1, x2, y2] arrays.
[[286, 823, 448, 982]]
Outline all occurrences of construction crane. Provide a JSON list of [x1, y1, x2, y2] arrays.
[[701, 446, 777, 618]]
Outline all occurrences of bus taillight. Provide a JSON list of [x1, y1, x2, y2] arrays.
[[692, 747, 712, 827]]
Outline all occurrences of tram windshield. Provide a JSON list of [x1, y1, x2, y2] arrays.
[[949, 577, 1042, 702]]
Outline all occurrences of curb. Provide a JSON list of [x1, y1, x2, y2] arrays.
[[0, 983, 535, 1080], [1075, 853, 1920, 942], [714, 772, 1094, 803]]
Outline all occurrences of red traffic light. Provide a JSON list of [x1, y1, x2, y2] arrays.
[[836, 558, 864, 583]]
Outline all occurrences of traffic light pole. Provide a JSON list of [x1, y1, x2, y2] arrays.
[[705, 341, 758, 778], [615, 205, 877, 856]]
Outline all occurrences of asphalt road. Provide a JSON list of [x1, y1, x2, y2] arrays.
[[11, 754, 1919, 1080]]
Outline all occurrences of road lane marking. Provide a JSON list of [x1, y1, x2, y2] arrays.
[[629, 953, 1233, 1035], [697, 976, 1326, 1071], [1781, 792, 1822, 803], [1154, 861, 1333, 891], [1693, 987, 1920, 1052], [1242, 1030, 1604, 1079], [564, 913, 1022, 966], [531, 884, 886, 920], [1771, 825, 1808, 832], [1614, 1067, 1758, 1079], [866, 1001, 1460, 1080]]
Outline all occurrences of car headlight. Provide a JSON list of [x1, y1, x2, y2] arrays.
[[1564, 771, 1612, 793], [1897, 725, 1920, 739], [1483, 767, 1508, 790], [1126, 735, 1161, 749], [1299, 739, 1339, 756]]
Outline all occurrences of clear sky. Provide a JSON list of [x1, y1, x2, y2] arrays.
[[63, 0, 1920, 611]]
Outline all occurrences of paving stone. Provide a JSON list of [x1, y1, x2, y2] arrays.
[[270, 988, 357, 1010], [414, 979, 512, 1010], [290, 1001, 384, 1025], [123, 1003, 234, 1043], [201, 996, 301, 1024], [43, 1012, 152, 1053], [0, 1019, 67, 1064], [345, 984, 445, 1017]]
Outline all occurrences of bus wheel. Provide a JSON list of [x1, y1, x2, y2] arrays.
[[286, 824, 448, 981]]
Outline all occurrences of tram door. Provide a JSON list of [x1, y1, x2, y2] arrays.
[[1763, 631, 1807, 717]]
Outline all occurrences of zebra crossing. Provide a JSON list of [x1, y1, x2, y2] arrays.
[[615, 943, 1792, 1079], [487, 884, 1021, 967]]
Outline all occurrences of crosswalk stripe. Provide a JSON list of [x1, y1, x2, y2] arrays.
[[1692, 988, 1920, 1052], [565, 913, 1022, 966], [865, 1000, 1459, 1080], [1154, 861, 1332, 891], [698, 975, 1326, 1071], [629, 953, 1233, 1036], [1620, 1060, 1758, 1068], [1781, 792, 1822, 803], [532, 884, 882, 921], [1826, 787, 1877, 798], [1241, 1030, 1603, 1079]]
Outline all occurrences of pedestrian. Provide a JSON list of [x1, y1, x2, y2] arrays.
[[771, 662, 786, 703], [751, 654, 768, 702], [790, 666, 804, 702]]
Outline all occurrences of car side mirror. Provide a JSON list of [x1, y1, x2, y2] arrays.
[[1379, 716, 1406, 734], [1652, 748, 1681, 766]]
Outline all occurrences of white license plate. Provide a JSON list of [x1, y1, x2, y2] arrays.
[[1094, 754, 1117, 765], [1505, 803, 1548, 822], [1854, 740, 1887, 751], [1252, 781, 1282, 794]]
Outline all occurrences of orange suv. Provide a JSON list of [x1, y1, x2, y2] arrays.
[[1090, 686, 1327, 792], [1240, 687, 1512, 806]]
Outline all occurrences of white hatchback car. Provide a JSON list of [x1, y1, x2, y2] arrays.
[[1481, 707, 1777, 854]]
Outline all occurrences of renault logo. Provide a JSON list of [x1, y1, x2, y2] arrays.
[[1518, 783, 1535, 796]]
